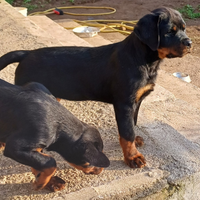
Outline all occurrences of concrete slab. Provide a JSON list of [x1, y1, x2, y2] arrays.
[[140, 84, 200, 144], [0, 0, 60, 54], [157, 69, 200, 111], [99, 31, 127, 43], [28, 16, 92, 47], [0, 1, 60, 85]]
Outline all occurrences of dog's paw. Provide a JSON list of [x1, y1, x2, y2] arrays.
[[124, 152, 146, 168], [45, 176, 66, 192], [135, 136, 144, 147]]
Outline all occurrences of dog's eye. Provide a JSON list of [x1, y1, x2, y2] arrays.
[[167, 29, 176, 35], [164, 29, 176, 37]]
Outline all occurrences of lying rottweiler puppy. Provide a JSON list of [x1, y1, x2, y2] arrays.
[[0, 79, 110, 191], [0, 7, 192, 168]]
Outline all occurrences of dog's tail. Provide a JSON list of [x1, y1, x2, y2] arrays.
[[0, 50, 30, 70]]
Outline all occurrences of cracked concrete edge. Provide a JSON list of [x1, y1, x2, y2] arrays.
[[140, 171, 200, 200], [51, 169, 169, 200], [52, 170, 200, 200]]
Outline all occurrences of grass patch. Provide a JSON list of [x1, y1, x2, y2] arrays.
[[22, 0, 39, 11], [5, 0, 14, 4], [5, 0, 38, 11], [25, 4, 38, 11], [179, 4, 200, 19]]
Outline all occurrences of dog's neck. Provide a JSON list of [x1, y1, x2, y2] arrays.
[[119, 32, 162, 82], [122, 32, 162, 65]]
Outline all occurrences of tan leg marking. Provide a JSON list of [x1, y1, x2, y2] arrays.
[[31, 167, 56, 190], [119, 136, 146, 168], [56, 98, 61, 102]]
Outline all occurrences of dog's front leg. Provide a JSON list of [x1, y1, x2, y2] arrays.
[[114, 102, 146, 168], [4, 139, 65, 191]]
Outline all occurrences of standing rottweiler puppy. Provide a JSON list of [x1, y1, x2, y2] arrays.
[[0, 7, 192, 168], [0, 79, 109, 191]]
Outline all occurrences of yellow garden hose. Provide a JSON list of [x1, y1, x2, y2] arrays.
[[28, 6, 138, 35], [72, 19, 138, 35], [29, 6, 116, 16]]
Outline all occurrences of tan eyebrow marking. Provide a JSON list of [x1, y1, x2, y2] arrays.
[[183, 24, 185, 29]]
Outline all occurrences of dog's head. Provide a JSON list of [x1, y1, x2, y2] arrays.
[[68, 127, 110, 175], [134, 7, 192, 59]]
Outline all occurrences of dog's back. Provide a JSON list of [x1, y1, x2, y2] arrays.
[[0, 80, 57, 142]]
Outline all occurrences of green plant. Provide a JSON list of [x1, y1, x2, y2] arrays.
[[5, 0, 14, 4], [69, 0, 75, 4], [178, 4, 200, 19], [25, 4, 38, 11], [23, 0, 32, 3]]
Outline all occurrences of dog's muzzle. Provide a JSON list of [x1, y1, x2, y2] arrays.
[[182, 38, 192, 49]]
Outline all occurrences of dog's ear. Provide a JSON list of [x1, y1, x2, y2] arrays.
[[134, 13, 160, 51], [84, 147, 110, 168]]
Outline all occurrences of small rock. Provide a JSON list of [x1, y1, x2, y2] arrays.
[[148, 171, 157, 177]]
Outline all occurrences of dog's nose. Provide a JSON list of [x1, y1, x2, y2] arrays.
[[182, 38, 192, 48]]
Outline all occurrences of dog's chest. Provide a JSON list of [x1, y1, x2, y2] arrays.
[[134, 61, 159, 103]]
